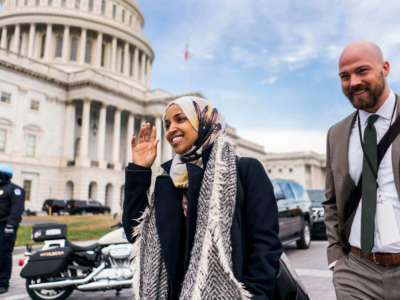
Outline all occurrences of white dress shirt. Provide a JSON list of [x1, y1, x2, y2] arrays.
[[348, 91, 400, 253]]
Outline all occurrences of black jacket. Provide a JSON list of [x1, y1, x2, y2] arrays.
[[123, 148, 282, 300], [0, 182, 25, 227]]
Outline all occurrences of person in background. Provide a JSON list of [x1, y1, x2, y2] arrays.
[[0, 164, 25, 294], [123, 96, 282, 299], [324, 40, 400, 300]]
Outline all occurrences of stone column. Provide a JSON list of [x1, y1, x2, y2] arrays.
[[79, 28, 87, 64], [112, 108, 122, 170], [95, 32, 102, 68], [97, 103, 107, 169], [155, 116, 162, 166], [28, 23, 36, 57], [77, 99, 91, 167], [44, 23, 52, 61], [146, 57, 151, 89], [123, 42, 129, 76], [1, 27, 7, 49], [140, 52, 146, 84], [133, 47, 139, 80], [111, 36, 117, 72], [12, 24, 20, 53], [126, 113, 134, 165], [62, 25, 70, 62], [62, 101, 76, 165]]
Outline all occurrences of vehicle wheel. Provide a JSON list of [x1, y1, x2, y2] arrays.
[[26, 279, 73, 300], [296, 221, 311, 249]]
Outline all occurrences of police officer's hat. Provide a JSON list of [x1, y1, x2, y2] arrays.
[[0, 164, 13, 178]]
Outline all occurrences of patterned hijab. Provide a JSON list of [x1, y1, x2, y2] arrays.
[[163, 96, 226, 188]]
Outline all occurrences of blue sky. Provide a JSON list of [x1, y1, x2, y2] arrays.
[[137, 0, 400, 154]]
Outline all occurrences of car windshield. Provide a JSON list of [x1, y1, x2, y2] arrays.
[[307, 190, 325, 203]]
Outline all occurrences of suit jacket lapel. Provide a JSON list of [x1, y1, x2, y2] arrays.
[[340, 112, 357, 187], [392, 94, 400, 198]]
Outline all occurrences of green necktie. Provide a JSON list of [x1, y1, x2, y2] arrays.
[[361, 114, 379, 256]]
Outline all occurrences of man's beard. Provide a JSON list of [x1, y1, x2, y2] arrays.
[[345, 72, 385, 111]]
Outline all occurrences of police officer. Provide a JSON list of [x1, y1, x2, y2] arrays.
[[0, 164, 24, 294]]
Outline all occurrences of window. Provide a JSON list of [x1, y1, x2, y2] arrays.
[[61, 0, 65, 7], [85, 39, 92, 63], [55, 35, 62, 57], [23, 180, 32, 202], [122, 9, 125, 23], [40, 34, 45, 58], [30, 99, 40, 111], [280, 183, 295, 199], [26, 133, 36, 157], [70, 37, 78, 61], [36, 0, 39, 5], [112, 4, 116, 19], [24, 0, 27, 6], [120, 50, 124, 72], [101, 42, 106, 66], [101, 0, 105, 14], [88, 0, 93, 11], [48, 0, 52, 5], [16, 0, 19, 6], [129, 14, 132, 26], [0, 92, 11, 104], [0, 128, 6, 152], [75, 0, 79, 8]]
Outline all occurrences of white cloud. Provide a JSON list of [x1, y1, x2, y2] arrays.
[[238, 128, 327, 154], [260, 77, 277, 85]]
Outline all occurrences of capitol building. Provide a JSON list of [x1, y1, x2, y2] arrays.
[[0, 0, 271, 212]]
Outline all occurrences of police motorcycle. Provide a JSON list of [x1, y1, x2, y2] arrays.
[[20, 222, 133, 300]]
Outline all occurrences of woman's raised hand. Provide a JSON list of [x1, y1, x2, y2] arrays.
[[131, 123, 159, 168]]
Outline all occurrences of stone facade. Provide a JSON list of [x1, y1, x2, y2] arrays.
[[264, 152, 326, 189], [0, 0, 269, 213]]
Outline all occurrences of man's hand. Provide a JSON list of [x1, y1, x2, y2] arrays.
[[4, 224, 15, 236]]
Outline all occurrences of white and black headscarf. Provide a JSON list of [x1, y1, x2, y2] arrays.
[[163, 96, 226, 188]]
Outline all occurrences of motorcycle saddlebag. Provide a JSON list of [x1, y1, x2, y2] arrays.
[[32, 223, 67, 242], [20, 247, 72, 279]]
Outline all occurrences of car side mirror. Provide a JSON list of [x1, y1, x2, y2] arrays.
[[276, 193, 286, 201]]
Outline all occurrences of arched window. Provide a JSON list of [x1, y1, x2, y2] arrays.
[[55, 35, 63, 58], [65, 181, 74, 200], [105, 183, 113, 206], [70, 36, 78, 61], [88, 181, 98, 200]]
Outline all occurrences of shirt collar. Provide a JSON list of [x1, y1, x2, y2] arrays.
[[359, 91, 395, 125]]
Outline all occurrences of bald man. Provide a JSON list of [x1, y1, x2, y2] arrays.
[[323, 40, 400, 300]]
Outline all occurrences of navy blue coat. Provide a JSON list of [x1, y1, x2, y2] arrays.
[[123, 147, 282, 300]]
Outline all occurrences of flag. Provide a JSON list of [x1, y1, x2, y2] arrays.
[[185, 43, 189, 61]]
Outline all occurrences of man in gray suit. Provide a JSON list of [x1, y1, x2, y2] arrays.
[[324, 40, 400, 300]]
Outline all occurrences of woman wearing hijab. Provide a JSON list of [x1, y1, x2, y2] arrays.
[[122, 96, 282, 300]]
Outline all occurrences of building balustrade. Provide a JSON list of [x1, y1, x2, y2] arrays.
[[0, 22, 152, 86]]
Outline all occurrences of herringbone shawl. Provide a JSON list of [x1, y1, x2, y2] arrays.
[[131, 136, 252, 299]]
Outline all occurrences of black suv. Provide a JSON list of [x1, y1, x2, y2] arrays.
[[272, 179, 313, 249], [87, 200, 111, 214], [306, 189, 327, 239], [42, 199, 67, 215], [66, 200, 111, 215]]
